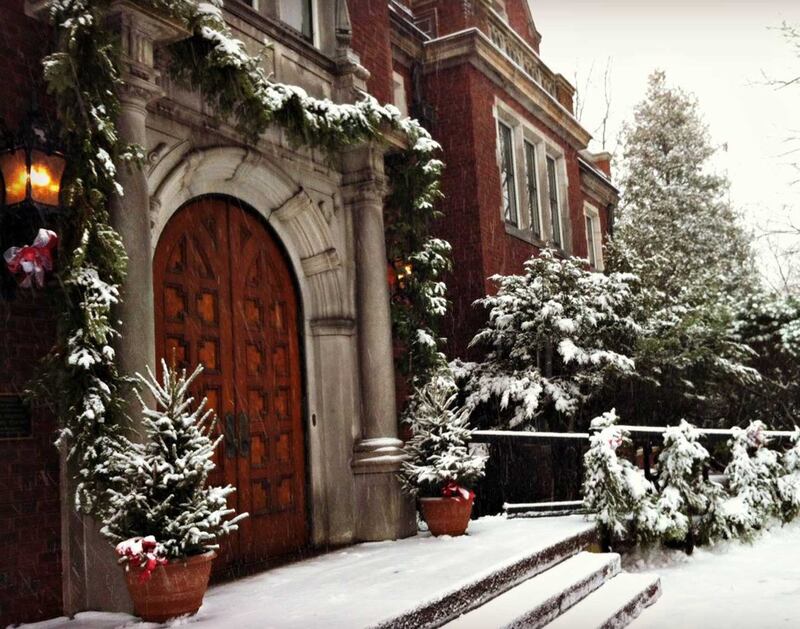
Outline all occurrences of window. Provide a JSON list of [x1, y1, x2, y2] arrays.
[[584, 203, 604, 270], [495, 99, 569, 248], [280, 0, 313, 40], [524, 141, 541, 237], [546, 156, 562, 247], [585, 215, 597, 267], [498, 121, 519, 226]]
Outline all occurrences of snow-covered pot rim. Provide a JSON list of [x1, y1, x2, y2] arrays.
[[168, 550, 218, 566], [419, 495, 475, 502]]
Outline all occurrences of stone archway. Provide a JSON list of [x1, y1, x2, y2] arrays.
[[153, 196, 308, 572]]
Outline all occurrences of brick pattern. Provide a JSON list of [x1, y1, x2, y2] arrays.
[[348, 0, 394, 104], [0, 2, 62, 625], [426, 64, 607, 357], [0, 295, 61, 626], [504, 0, 541, 52]]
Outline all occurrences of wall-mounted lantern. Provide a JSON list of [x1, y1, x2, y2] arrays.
[[388, 257, 414, 293], [0, 111, 66, 215], [0, 108, 65, 297]]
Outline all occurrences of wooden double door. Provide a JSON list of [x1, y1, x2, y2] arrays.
[[153, 197, 308, 573]]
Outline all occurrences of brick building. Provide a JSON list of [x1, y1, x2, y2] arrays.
[[378, 0, 619, 356], [0, 0, 615, 624]]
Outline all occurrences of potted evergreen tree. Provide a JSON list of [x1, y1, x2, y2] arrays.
[[101, 362, 246, 622], [400, 375, 487, 536]]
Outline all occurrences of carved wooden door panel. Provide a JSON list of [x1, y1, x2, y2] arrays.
[[228, 206, 308, 560], [153, 197, 308, 572]]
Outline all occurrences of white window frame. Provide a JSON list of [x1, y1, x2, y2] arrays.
[[583, 202, 604, 270], [494, 99, 569, 249], [496, 118, 520, 227], [277, 0, 318, 46]]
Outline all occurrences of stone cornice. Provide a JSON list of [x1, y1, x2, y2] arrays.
[[423, 28, 592, 149], [579, 158, 620, 207]]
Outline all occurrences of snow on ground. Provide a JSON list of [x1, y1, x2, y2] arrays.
[[629, 520, 800, 629], [23, 516, 594, 629]]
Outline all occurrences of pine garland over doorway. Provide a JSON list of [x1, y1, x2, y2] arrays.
[[38, 0, 450, 516]]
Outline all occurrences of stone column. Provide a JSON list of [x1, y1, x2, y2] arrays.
[[344, 146, 416, 541], [107, 1, 187, 401], [48, 1, 188, 615]]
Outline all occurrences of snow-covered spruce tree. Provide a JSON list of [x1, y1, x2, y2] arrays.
[[400, 373, 488, 498], [730, 292, 800, 429], [583, 410, 665, 547], [615, 70, 756, 304], [607, 71, 761, 428], [455, 250, 639, 431], [777, 428, 800, 522], [655, 420, 730, 548], [102, 362, 246, 558], [717, 421, 782, 540]]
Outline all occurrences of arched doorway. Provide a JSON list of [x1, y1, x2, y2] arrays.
[[153, 196, 308, 574]]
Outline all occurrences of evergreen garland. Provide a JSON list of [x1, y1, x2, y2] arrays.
[[39, 0, 449, 516]]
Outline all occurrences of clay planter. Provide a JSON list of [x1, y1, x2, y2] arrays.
[[123, 551, 215, 622], [420, 495, 475, 536]]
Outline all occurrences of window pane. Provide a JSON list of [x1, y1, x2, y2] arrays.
[[498, 122, 518, 226], [585, 215, 596, 267], [524, 141, 540, 236], [547, 156, 561, 246], [280, 0, 313, 40]]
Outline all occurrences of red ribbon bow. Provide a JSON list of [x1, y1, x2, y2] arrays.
[[116, 536, 168, 583], [441, 481, 474, 501], [4, 229, 58, 288]]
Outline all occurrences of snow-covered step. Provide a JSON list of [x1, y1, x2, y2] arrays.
[[547, 572, 661, 629], [443, 551, 621, 629], [374, 521, 597, 629]]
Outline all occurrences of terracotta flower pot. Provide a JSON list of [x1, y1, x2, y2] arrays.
[[420, 495, 475, 536], [123, 551, 216, 622]]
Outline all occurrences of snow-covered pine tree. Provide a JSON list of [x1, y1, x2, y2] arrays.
[[607, 70, 760, 429], [655, 420, 729, 548], [583, 410, 665, 547], [615, 70, 756, 303], [101, 362, 246, 559], [731, 292, 800, 430], [777, 428, 800, 522], [718, 421, 782, 539], [456, 250, 639, 431], [400, 374, 487, 497]]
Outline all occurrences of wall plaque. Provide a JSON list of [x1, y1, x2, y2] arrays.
[[0, 395, 31, 439]]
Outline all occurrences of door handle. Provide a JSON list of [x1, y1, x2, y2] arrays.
[[224, 412, 237, 459], [238, 411, 251, 457]]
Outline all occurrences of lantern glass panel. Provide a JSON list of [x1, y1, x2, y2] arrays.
[[29, 150, 65, 207], [0, 149, 28, 206]]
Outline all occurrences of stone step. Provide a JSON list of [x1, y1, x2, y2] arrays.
[[374, 523, 597, 629], [547, 572, 662, 629], [442, 551, 621, 629]]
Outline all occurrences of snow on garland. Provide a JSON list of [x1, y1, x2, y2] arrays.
[[584, 412, 800, 552], [39, 0, 449, 516]]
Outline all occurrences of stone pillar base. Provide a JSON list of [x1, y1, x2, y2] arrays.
[[352, 438, 416, 541]]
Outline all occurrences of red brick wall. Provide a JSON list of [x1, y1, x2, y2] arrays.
[[0, 1, 62, 625], [348, 0, 394, 104], [505, 0, 540, 52], [425, 65, 596, 357], [423, 64, 487, 359], [0, 296, 60, 626]]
